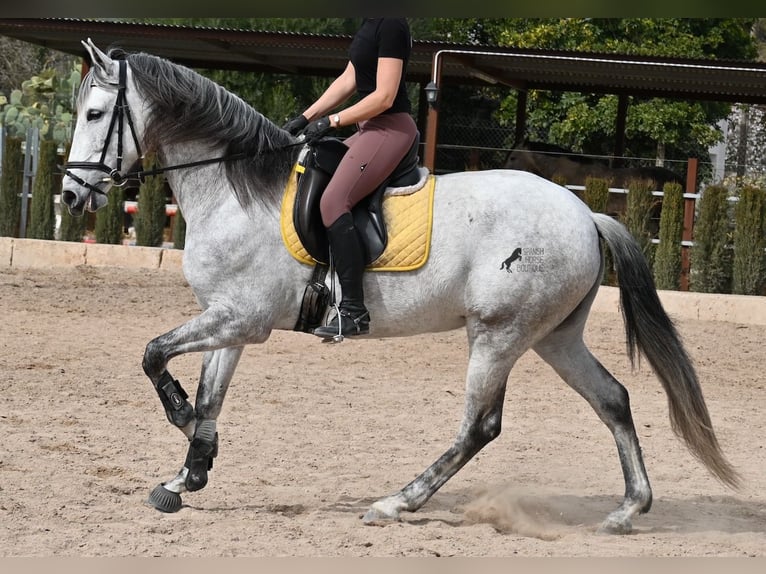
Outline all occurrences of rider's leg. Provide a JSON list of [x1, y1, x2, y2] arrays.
[[313, 212, 370, 338], [313, 114, 417, 339]]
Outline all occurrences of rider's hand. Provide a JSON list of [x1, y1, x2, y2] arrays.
[[282, 114, 309, 136], [303, 117, 332, 144]]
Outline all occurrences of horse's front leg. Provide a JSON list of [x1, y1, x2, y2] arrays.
[[147, 346, 244, 512], [141, 307, 253, 512]]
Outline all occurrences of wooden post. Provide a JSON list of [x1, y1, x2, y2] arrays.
[[423, 104, 439, 172], [423, 57, 443, 173], [613, 95, 629, 168], [680, 157, 698, 291]]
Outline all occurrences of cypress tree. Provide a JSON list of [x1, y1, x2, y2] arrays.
[[173, 206, 186, 250], [621, 178, 656, 267], [732, 185, 766, 295], [690, 184, 732, 293], [58, 202, 87, 242], [584, 177, 613, 285], [57, 143, 87, 242], [653, 182, 684, 290], [28, 139, 58, 240], [94, 186, 125, 244], [0, 136, 23, 237], [135, 154, 168, 247], [583, 177, 609, 213]]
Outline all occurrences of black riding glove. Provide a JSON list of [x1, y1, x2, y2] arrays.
[[302, 116, 332, 144], [282, 114, 309, 136]]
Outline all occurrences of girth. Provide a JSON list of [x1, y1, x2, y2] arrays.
[[292, 134, 421, 265]]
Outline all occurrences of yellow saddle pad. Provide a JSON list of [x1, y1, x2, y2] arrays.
[[280, 166, 436, 272]]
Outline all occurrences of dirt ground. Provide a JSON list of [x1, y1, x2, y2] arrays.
[[0, 265, 764, 557]]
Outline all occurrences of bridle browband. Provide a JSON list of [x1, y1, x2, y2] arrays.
[[62, 58, 302, 196]]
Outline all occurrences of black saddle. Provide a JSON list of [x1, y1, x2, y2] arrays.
[[293, 133, 421, 265]]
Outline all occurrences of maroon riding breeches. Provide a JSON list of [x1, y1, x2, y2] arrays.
[[320, 112, 418, 227]]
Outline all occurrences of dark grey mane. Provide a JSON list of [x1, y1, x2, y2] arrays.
[[93, 48, 300, 210]]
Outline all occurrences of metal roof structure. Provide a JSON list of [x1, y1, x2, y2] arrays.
[[2, 18, 766, 102], [2, 18, 766, 169]]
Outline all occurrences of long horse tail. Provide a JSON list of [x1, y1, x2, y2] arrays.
[[591, 213, 741, 489]]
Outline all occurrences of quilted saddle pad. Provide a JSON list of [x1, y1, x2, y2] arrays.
[[280, 166, 436, 272]]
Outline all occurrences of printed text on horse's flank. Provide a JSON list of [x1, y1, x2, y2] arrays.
[[501, 247, 546, 273]]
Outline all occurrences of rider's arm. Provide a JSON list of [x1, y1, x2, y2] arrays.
[[302, 61, 357, 121], [328, 57, 403, 128]]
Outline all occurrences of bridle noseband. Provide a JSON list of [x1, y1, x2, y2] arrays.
[[63, 59, 143, 196]]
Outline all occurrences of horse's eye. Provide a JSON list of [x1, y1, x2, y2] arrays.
[[86, 110, 103, 121]]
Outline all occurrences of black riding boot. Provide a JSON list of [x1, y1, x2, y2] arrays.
[[313, 212, 370, 339]]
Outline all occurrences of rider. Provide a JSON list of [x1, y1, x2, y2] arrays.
[[283, 18, 418, 339]]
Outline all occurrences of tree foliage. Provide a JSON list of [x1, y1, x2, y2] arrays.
[[653, 182, 685, 290], [621, 178, 657, 268], [0, 136, 23, 237], [732, 185, 766, 295], [489, 19, 756, 174], [28, 138, 58, 240], [690, 184, 732, 293], [134, 154, 168, 247], [94, 187, 125, 245]]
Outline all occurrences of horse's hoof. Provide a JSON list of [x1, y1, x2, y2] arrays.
[[362, 505, 400, 525], [147, 483, 183, 513], [597, 517, 632, 535]]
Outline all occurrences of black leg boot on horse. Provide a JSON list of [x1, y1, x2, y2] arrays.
[[313, 212, 370, 341]]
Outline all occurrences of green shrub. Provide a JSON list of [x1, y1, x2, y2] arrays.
[[621, 178, 657, 267], [732, 185, 766, 295], [135, 155, 167, 247], [58, 143, 86, 242], [94, 186, 125, 244], [583, 177, 613, 284], [0, 136, 23, 237], [172, 206, 186, 250], [551, 174, 567, 187], [58, 203, 87, 242], [653, 182, 684, 290], [583, 177, 610, 213], [27, 139, 58, 240], [690, 184, 732, 293]]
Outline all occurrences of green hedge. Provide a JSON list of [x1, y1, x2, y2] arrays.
[[732, 186, 766, 295], [583, 177, 612, 285], [621, 178, 656, 269], [653, 182, 684, 290], [173, 206, 186, 250], [690, 184, 732, 293], [583, 176, 609, 213], [0, 136, 23, 237], [135, 155, 167, 247], [94, 186, 125, 244], [27, 139, 58, 240]]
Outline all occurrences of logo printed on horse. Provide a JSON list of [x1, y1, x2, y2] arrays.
[[501, 247, 546, 273]]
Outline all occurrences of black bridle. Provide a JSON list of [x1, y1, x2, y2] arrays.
[[62, 59, 143, 195], [63, 58, 303, 196]]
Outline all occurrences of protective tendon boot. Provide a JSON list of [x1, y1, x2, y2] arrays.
[[313, 212, 370, 340]]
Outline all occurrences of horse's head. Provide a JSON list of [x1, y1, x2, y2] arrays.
[[61, 39, 145, 215]]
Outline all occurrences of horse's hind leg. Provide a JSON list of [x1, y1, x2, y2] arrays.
[[147, 345, 244, 512], [533, 314, 652, 534], [363, 323, 517, 523]]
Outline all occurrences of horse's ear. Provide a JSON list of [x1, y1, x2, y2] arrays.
[[82, 38, 115, 77]]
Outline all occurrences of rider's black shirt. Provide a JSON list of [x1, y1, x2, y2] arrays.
[[349, 18, 412, 115]]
